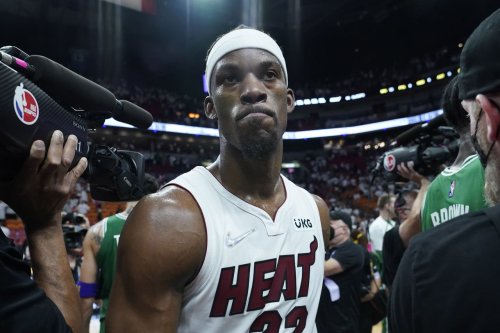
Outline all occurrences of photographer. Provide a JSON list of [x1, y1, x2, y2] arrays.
[[316, 210, 364, 333], [382, 162, 430, 288], [0, 131, 87, 333]]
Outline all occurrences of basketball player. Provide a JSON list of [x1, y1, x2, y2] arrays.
[[420, 75, 487, 231], [79, 173, 158, 333], [106, 26, 330, 332]]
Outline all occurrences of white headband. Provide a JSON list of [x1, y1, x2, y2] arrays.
[[205, 28, 288, 93]]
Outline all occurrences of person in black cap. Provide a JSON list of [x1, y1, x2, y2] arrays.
[[389, 8, 500, 333], [316, 210, 365, 333]]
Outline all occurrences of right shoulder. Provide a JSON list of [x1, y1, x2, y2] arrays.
[[132, 184, 205, 231], [118, 184, 207, 286]]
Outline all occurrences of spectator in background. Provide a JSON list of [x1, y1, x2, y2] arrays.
[[76, 199, 90, 216], [0, 131, 87, 333], [352, 228, 382, 333], [79, 174, 159, 333], [0, 200, 8, 237], [368, 194, 396, 270], [317, 210, 364, 333]]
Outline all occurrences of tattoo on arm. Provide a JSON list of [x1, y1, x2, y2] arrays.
[[92, 233, 102, 246]]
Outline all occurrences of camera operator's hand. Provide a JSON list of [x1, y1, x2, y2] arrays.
[[396, 162, 428, 185], [0, 130, 86, 333], [0, 130, 87, 231]]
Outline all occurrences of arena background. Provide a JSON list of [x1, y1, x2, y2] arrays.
[[0, 0, 498, 238], [1, 1, 499, 331]]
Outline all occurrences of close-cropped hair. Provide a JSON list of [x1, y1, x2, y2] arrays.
[[442, 76, 469, 134]]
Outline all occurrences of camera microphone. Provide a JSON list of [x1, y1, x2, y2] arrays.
[[25, 55, 153, 129], [392, 114, 445, 147]]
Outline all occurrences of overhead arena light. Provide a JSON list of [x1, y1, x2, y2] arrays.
[[426, 77, 432, 83], [380, 88, 388, 95], [350, 92, 366, 100], [282, 161, 301, 169], [408, 83, 413, 88], [318, 97, 327, 104], [397, 84, 407, 91], [295, 100, 304, 106], [106, 109, 444, 140], [304, 99, 311, 105], [416, 79, 426, 86], [388, 87, 395, 93], [447, 71, 452, 77], [311, 98, 319, 104], [329, 96, 342, 103], [436, 73, 445, 80], [345, 96, 351, 101]]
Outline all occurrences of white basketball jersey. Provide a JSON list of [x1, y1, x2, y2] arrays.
[[169, 166, 325, 333]]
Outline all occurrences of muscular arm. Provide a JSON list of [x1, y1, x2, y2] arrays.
[[79, 222, 103, 332], [311, 194, 330, 250], [106, 186, 206, 333]]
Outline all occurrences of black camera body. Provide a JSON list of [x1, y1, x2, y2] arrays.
[[373, 126, 460, 182], [0, 49, 148, 201]]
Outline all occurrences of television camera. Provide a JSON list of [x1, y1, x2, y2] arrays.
[[372, 114, 460, 182], [0, 46, 153, 201]]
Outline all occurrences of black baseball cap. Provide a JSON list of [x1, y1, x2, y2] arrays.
[[329, 210, 353, 230], [459, 8, 500, 100]]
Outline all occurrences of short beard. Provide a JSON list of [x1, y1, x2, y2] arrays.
[[484, 148, 500, 206], [239, 118, 279, 159], [477, 120, 500, 206]]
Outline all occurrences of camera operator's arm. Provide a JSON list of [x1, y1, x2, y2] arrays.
[[396, 163, 430, 246], [0, 131, 87, 333]]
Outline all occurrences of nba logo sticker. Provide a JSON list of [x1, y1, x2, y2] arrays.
[[383, 154, 396, 171], [13, 83, 39, 125], [448, 180, 456, 198]]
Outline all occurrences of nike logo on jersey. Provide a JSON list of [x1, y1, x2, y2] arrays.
[[226, 228, 256, 247]]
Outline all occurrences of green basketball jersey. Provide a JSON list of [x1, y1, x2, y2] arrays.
[[421, 155, 487, 231], [95, 212, 128, 331]]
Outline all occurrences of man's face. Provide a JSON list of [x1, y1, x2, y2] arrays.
[[387, 197, 396, 218], [464, 98, 500, 205], [205, 48, 294, 159], [396, 193, 415, 221], [329, 219, 349, 246]]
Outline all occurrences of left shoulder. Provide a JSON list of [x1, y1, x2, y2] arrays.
[[310, 194, 330, 248]]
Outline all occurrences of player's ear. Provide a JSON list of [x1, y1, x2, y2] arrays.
[[286, 88, 295, 114], [477, 94, 500, 143], [204, 96, 217, 120]]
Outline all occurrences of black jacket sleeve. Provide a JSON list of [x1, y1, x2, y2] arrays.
[[388, 242, 417, 333], [0, 232, 72, 333], [382, 225, 406, 288]]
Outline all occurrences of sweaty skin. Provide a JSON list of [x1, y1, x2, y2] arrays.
[[106, 48, 330, 333]]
